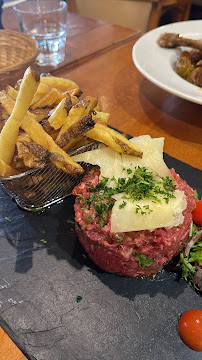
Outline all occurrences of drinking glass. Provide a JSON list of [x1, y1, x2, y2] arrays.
[[14, 0, 68, 66]]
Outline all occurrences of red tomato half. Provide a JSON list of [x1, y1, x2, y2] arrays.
[[192, 200, 202, 226], [178, 309, 202, 351]]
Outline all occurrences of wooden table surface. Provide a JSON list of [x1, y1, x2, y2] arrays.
[[0, 327, 27, 360], [0, 7, 202, 360]]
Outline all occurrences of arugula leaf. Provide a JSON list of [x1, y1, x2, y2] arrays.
[[188, 241, 202, 266], [177, 225, 202, 291], [177, 253, 196, 287]]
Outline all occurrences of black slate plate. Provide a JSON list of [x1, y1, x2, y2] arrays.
[[0, 152, 201, 360]]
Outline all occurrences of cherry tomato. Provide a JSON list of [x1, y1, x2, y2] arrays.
[[192, 200, 202, 226], [178, 309, 202, 351]]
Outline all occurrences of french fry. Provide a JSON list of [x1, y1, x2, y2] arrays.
[[6, 85, 18, 101], [48, 97, 69, 130], [68, 87, 82, 97], [0, 69, 144, 184], [31, 87, 62, 110], [40, 76, 79, 91], [0, 91, 83, 175], [0, 103, 9, 131], [67, 136, 94, 153], [29, 108, 51, 122], [57, 115, 95, 149], [85, 123, 143, 158], [17, 133, 32, 143], [44, 89, 77, 106], [70, 95, 79, 106], [62, 136, 83, 153], [0, 104, 3, 132], [30, 82, 51, 106], [85, 96, 98, 109], [6, 86, 51, 123], [92, 111, 110, 125], [16, 137, 49, 169], [14, 79, 22, 91], [0, 67, 40, 165], [10, 82, 52, 107], [12, 133, 32, 171], [41, 118, 59, 141], [93, 103, 103, 112], [56, 96, 97, 144], [6, 84, 74, 123], [54, 90, 81, 106], [0, 158, 19, 177]]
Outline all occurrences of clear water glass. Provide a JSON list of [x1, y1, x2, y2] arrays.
[[14, 0, 68, 67]]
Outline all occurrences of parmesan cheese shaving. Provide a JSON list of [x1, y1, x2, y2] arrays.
[[72, 135, 170, 179], [111, 190, 186, 232]]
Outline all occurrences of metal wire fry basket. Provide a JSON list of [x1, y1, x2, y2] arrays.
[[0, 142, 99, 211]]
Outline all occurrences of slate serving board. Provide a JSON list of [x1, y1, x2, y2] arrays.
[[0, 153, 201, 360]]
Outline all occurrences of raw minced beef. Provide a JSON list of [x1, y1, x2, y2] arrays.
[[72, 168, 196, 277]]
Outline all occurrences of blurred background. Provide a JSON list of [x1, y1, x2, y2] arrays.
[[1, 0, 202, 33]]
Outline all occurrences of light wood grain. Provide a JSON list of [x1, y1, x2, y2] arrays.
[[0, 327, 27, 360]]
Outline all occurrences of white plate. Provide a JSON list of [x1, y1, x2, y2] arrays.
[[132, 20, 202, 105]]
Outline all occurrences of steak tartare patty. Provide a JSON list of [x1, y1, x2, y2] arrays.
[[72, 168, 196, 277]]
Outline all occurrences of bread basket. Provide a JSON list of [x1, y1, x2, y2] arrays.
[[0, 30, 39, 90]]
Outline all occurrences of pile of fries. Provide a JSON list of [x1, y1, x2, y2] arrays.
[[0, 66, 142, 209]]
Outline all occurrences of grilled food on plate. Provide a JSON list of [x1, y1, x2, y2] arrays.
[[158, 32, 202, 87]]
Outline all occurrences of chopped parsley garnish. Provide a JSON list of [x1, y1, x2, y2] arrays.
[[108, 166, 176, 204], [135, 253, 155, 268], [5, 217, 11, 222], [94, 202, 112, 215], [40, 239, 47, 244], [76, 295, 82, 303], [135, 204, 153, 215], [119, 201, 127, 209]]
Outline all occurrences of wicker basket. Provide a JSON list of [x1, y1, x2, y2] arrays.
[[0, 30, 39, 90]]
